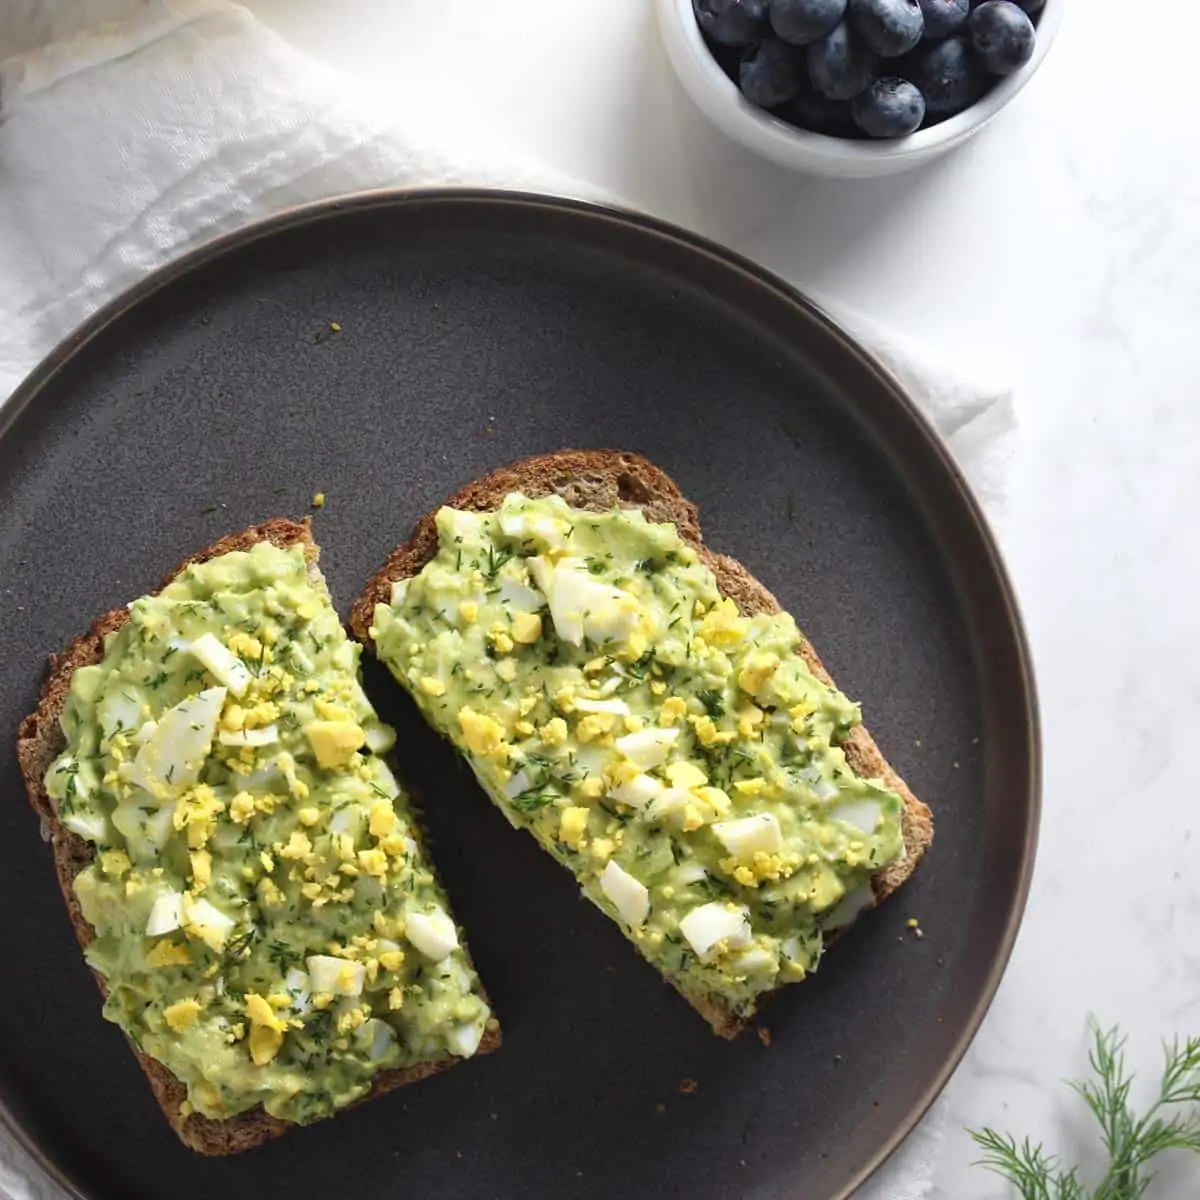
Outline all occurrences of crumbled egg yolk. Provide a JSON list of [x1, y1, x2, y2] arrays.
[[163, 998, 202, 1033], [145, 940, 192, 969], [665, 761, 707, 790], [576, 713, 616, 743], [698, 598, 748, 648], [539, 717, 568, 745], [245, 992, 288, 1066], [719, 851, 802, 888], [737, 652, 779, 696], [99, 849, 131, 878], [689, 714, 736, 747], [558, 806, 590, 848], [304, 719, 365, 768], [174, 784, 225, 849], [511, 612, 543, 644], [458, 707, 506, 757], [189, 849, 212, 890]]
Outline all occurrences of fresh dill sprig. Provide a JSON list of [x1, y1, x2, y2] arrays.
[[969, 1021, 1200, 1199]]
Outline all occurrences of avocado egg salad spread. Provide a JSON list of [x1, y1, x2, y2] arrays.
[[371, 494, 906, 1019], [45, 542, 491, 1125]]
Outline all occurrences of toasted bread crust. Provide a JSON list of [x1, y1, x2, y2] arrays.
[[16, 519, 498, 1156], [350, 451, 933, 1038]]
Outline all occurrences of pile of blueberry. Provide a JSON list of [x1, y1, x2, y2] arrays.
[[694, 0, 1044, 140]]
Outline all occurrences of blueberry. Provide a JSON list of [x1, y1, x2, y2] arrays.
[[918, 0, 969, 38], [1013, 0, 1045, 12], [785, 88, 859, 135], [900, 35, 984, 117], [968, 1, 1035, 74], [848, 0, 924, 57], [851, 76, 926, 136], [769, 0, 847, 45], [693, 0, 770, 47], [740, 38, 805, 107], [807, 21, 878, 99], [707, 38, 746, 84]]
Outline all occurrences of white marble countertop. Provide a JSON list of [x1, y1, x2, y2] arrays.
[[7, 0, 1200, 1195], [233, 2, 1200, 1194]]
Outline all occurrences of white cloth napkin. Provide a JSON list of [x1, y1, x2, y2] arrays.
[[0, 1, 1009, 1196]]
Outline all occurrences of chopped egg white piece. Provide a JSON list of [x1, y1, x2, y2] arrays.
[[497, 510, 528, 539], [441, 508, 485, 540], [813, 777, 840, 802], [679, 902, 753, 961], [614, 727, 680, 770], [217, 724, 280, 747], [780, 935, 804, 965], [830, 799, 882, 834], [497, 576, 543, 611], [608, 772, 665, 809], [284, 967, 312, 1014], [645, 787, 694, 823], [372, 762, 402, 798], [306, 954, 366, 997], [63, 810, 108, 843], [405, 906, 459, 961], [672, 861, 710, 885], [329, 804, 364, 838], [529, 557, 580, 645], [712, 813, 783, 858], [532, 556, 639, 647], [498, 509, 569, 549], [146, 889, 184, 936], [188, 633, 252, 697], [573, 744, 614, 778], [503, 769, 532, 798], [360, 1017, 395, 1062], [111, 801, 176, 858], [229, 756, 285, 791], [823, 885, 876, 930], [148, 805, 176, 850], [98, 689, 144, 741], [599, 860, 650, 926], [127, 686, 225, 799], [446, 1021, 485, 1058], [729, 945, 777, 976], [363, 723, 395, 754]]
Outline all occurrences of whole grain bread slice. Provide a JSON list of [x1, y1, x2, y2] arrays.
[[349, 451, 933, 1038], [17, 518, 498, 1156]]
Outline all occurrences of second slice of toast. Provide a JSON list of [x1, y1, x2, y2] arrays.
[[351, 451, 933, 1037]]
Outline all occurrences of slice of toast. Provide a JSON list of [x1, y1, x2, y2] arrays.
[[17, 519, 498, 1156], [350, 451, 933, 1039]]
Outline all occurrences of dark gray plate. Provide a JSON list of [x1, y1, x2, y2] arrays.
[[0, 192, 1038, 1200]]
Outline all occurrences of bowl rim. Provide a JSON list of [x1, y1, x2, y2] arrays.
[[661, 0, 1065, 163]]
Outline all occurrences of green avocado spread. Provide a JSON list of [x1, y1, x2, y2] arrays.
[[46, 542, 490, 1125], [371, 494, 906, 1019]]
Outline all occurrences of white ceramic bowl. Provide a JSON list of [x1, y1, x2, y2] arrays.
[[657, 0, 1064, 178]]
